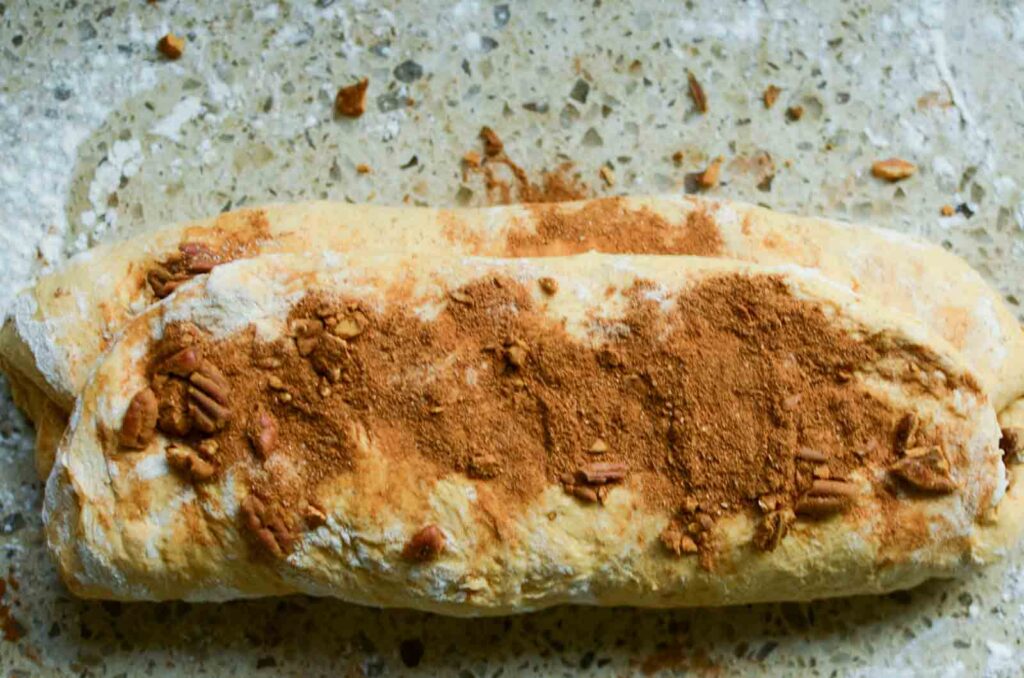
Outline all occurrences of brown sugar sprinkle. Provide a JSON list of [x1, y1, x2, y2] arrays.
[[133, 270, 970, 561], [506, 197, 723, 257], [538, 277, 559, 295], [687, 72, 708, 113], [785, 105, 804, 122], [599, 165, 616, 187], [872, 158, 917, 182], [763, 85, 781, 109], [355, 163, 372, 174], [156, 33, 185, 60], [671, 150, 685, 165], [334, 78, 369, 118], [940, 204, 955, 217], [479, 126, 504, 157]]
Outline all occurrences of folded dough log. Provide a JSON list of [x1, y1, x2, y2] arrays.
[[4, 196, 1023, 478], [45, 252, 1005, 611]]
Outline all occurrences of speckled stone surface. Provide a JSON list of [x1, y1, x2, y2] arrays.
[[1, 1, 1023, 676]]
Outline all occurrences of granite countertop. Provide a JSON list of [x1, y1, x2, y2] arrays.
[[1, 1, 1023, 676]]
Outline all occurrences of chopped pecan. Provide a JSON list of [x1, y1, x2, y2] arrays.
[[687, 71, 707, 113], [571, 485, 600, 503], [155, 345, 202, 377], [502, 339, 528, 370], [303, 501, 328, 529], [467, 453, 501, 479], [753, 509, 795, 552], [579, 462, 627, 484], [166, 444, 216, 482], [538, 277, 558, 295], [871, 158, 916, 182], [330, 312, 367, 340], [889, 446, 958, 493], [402, 524, 446, 563], [291, 317, 324, 355], [1000, 427, 1023, 463], [156, 33, 185, 59], [795, 479, 858, 518], [479, 126, 503, 157], [893, 412, 918, 454], [660, 522, 699, 556], [334, 77, 369, 117], [697, 157, 722, 189], [147, 266, 187, 298], [156, 379, 192, 436], [188, 362, 232, 433], [248, 411, 279, 458], [763, 84, 781, 109], [241, 496, 297, 558], [588, 438, 609, 455], [119, 388, 158, 449], [795, 447, 827, 462], [785, 105, 804, 121]]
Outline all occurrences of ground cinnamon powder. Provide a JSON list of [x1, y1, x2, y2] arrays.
[[141, 272, 965, 560], [505, 197, 723, 257]]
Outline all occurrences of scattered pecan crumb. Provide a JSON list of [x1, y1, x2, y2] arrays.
[[795, 447, 828, 462], [462, 150, 482, 168], [599, 165, 616, 187], [1001, 427, 1023, 463], [940, 204, 955, 217], [402, 525, 446, 563], [334, 78, 369, 117], [166, 444, 216, 482], [871, 158, 916, 182], [355, 164, 372, 174], [119, 388, 158, 449], [538, 277, 558, 295], [588, 438, 609, 455], [687, 72, 708, 113], [697, 157, 723, 189], [785, 105, 804, 121], [763, 85, 781, 109], [889, 446, 958, 493], [247, 411, 279, 459], [467, 453, 501, 479], [156, 33, 184, 60], [671, 150, 685, 165], [660, 522, 699, 555], [893, 412, 918, 454], [479, 126, 504, 157]]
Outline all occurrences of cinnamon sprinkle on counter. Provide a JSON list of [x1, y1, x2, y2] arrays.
[[124, 270, 971, 562], [334, 78, 369, 118]]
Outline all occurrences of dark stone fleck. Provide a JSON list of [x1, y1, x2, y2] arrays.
[[377, 91, 404, 113], [523, 101, 549, 113], [757, 174, 774, 192], [956, 203, 975, 218], [461, 59, 471, 76], [399, 638, 425, 668], [836, 92, 851, 104], [12, 34, 23, 47], [1006, 294, 1019, 306], [48, 622, 61, 638], [96, 6, 114, 20], [54, 86, 73, 101], [494, 4, 510, 27], [394, 60, 424, 83], [400, 155, 419, 170], [369, 40, 390, 57], [256, 656, 277, 669], [116, 44, 132, 54], [579, 651, 595, 669], [78, 19, 97, 42], [828, 37, 843, 48], [755, 641, 779, 661], [316, 0, 336, 6], [953, 639, 971, 649], [481, 36, 498, 52], [0, 512, 25, 534], [262, 96, 273, 113], [569, 78, 590, 104]]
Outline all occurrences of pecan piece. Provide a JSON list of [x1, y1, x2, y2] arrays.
[[119, 388, 158, 449], [156, 379, 192, 436], [166, 444, 216, 482], [889, 446, 958, 493], [795, 479, 858, 518], [660, 522, 699, 556], [571, 485, 600, 503], [579, 462, 627, 484], [334, 77, 369, 118], [753, 509, 795, 552], [479, 126, 503, 157], [538, 277, 558, 295], [156, 33, 185, 59], [1000, 427, 1023, 463], [330, 312, 367, 340], [155, 345, 202, 377], [188, 362, 232, 433], [147, 266, 187, 298], [241, 496, 297, 558], [247, 411, 279, 459], [871, 158, 916, 182], [402, 524, 446, 563], [893, 412, 918, 454], [795, 447, 827, 462]]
